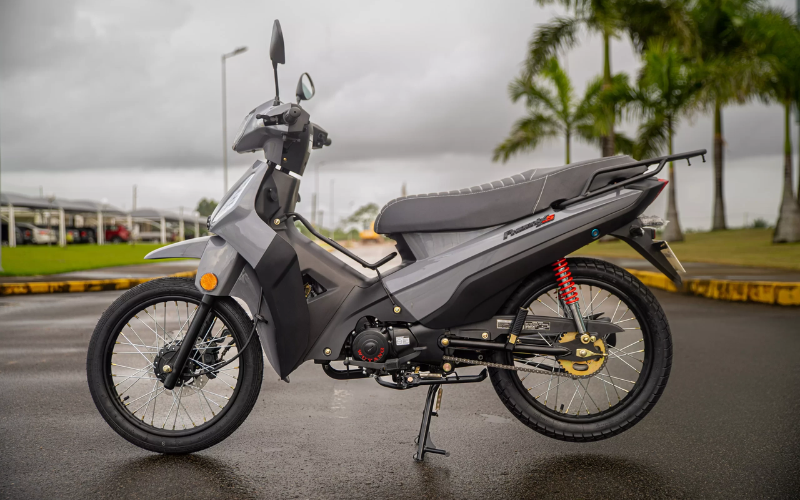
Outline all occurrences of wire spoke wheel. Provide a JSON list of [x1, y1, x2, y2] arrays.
[[107, 298, 241, 433], [87, 278, 263, 453], [512, 280, 648, 420], [488, 259, 671, 441]]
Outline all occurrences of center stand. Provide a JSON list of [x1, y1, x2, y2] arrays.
[[414, 384, 448, 462]]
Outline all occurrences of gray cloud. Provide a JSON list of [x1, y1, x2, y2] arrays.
[[1, 0, 797, 231]]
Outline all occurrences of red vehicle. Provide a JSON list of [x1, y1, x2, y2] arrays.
[[105, 224, 130, 243]]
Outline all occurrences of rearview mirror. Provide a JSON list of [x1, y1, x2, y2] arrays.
[[296, 73, 315, 103], [270, 20, 285, 65]]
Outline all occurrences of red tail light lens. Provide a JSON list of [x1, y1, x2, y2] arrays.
[[656, 179, 668, 197]]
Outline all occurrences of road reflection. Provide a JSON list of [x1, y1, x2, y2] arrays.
[[408, 453, 682, 499], [98, 454, 257, 500]]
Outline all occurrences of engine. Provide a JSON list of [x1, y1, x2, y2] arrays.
[[351, 328, 389, 363], [348, 319, 419, 364]]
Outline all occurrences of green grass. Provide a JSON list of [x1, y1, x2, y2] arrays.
[[3, 228, 798, 277], [575, 228, 800, 270], [0, 244, 186, 277]]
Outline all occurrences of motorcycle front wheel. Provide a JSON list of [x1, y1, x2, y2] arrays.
[[489, 258, 672, 441], [87, 277, 264, 454]]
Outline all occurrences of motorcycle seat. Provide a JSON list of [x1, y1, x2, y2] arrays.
[[374, 155, 645, 234]]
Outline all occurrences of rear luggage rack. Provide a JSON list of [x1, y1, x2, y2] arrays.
[[555, 149, 706, 209]]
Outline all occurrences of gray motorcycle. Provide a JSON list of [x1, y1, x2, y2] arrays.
[[87, 20, 704, 461]]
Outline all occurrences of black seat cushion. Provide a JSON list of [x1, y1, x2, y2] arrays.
[[374, 156, 644, 234]]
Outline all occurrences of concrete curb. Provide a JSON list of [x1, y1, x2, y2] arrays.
[[626, 269, 800, 306], [0, 270, 197, 296]]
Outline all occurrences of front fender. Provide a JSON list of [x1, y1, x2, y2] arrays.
[[145, 236, 211, 260]]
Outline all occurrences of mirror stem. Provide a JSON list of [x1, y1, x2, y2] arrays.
[[273, 62, 280, 105]]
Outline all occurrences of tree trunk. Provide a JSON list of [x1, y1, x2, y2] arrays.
[[774, 102, 800, 243], [600, 31, 615, 157], [663, 119, 684, 242], [712, 101, 727, 230], [565, 129, 571, 164]]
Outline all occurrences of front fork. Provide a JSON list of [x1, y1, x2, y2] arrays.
[[162, 294, 216, 390]]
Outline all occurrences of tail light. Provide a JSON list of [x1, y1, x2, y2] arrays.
[[656, 178, 668, 197]]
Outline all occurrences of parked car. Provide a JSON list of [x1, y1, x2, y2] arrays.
[[16, 223, 56, 244], [55, 227, 79, 243], [1, 222, 23, 245], [66, 227, 96, 244], [105, 224, 130, 243]]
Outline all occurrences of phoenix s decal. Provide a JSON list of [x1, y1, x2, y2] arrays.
[[503, 213, 555, 240]]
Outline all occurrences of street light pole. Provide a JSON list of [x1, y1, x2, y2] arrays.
[[221, 46, 248, 195]]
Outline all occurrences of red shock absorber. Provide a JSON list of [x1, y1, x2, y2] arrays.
[[552, 258, 579, 305]]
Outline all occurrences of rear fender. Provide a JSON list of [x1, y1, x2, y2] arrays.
[[611, 219, 682, 285]]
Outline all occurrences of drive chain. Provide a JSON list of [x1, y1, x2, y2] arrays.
[[442, 355, 581, 380]]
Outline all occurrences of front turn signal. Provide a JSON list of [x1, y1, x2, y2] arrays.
[[200, 273, 218, 291]]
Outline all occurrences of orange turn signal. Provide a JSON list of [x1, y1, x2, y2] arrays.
[[200, 273, 218, 291]]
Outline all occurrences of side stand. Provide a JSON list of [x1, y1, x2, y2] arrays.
[[413, 384, 449, 462]]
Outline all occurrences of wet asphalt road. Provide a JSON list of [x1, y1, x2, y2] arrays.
[[1, 289, 798, 499]]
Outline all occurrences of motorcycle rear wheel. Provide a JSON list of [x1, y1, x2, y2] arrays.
[[86, 277, 263, 454], [488, 258, 672, 441]]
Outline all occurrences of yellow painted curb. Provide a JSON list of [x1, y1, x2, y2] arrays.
[[0, 270, 197, 297], [6, 261, 796, 307], [626, 269, 800, 306]]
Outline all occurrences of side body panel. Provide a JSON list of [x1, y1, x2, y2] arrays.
[[306, 181, 663, 361], [210, 161, 311, 379], [383, 188, 643, 327]]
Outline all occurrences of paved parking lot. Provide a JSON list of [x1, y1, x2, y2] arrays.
[[1, 287, 798, 499]]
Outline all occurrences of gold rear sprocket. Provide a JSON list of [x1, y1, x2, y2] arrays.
[[557, 332, 607, 377]]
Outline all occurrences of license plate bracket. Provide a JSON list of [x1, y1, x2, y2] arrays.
[[659, 241, 685, 273]]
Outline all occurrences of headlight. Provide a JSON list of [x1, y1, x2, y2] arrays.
[[209, 173, 256, 227], [232, 111, 255, 149]]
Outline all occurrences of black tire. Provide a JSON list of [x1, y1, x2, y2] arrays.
[[488, 258, 672, 441], [87, 277, 263, 454]]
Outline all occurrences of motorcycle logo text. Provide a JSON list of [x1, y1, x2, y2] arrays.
[[503, 214, 555, 240]]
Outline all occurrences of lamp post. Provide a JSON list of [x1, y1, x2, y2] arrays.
[[221, 46, 248, 195]]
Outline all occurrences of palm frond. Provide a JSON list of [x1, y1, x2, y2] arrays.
[[492, 114, 560, 163], [634, 114, 669, 160], [613, 132, 635, 156], [508, 76, 557, 112], [540, 57, 574, 122], [525, 17, 580, 75]]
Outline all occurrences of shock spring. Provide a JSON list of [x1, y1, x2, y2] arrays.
[[552, 258, 579, 305]]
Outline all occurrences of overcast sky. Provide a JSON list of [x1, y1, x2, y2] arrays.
[[1, 0, 797, 229]]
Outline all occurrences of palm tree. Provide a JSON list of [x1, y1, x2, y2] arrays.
[[528, 0, 691, 157], [631, 38, 702, 242], [747, 8, 800, 242], [690, 0, 765, 231], [493, 57, 632, 164]]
